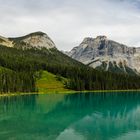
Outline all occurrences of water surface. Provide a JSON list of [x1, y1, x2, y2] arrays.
[[0, 92, 140, 140]]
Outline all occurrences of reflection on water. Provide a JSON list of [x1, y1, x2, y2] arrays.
[[0, 92, 140, 140]]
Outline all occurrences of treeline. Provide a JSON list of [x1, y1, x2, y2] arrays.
[[0, 44, 140, 93], [46, 64, 140, 91]]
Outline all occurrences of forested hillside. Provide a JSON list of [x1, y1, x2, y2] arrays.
[[0, 44, 140, 94]]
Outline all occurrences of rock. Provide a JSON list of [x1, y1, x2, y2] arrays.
[[67, 36, 140, 74], [20, 32, 56, 49], [0, 36, 13, 47], [0, 31, 56, 49]]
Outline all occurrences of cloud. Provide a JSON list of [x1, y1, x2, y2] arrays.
[[0, 0, 140, 50]]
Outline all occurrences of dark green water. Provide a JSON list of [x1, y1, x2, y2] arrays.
[[0, 92, 140, 140]]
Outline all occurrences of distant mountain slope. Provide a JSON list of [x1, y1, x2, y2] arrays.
[[67, 36, 140, 75], [0, 35, 13, 47], [0, 31, 56, 49]]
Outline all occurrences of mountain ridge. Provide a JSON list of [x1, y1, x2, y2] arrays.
[[0, 31, 56, 49], [67, 36, 140, 74]]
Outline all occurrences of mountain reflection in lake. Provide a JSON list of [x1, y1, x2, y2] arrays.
[[0, 92, 140, 140]]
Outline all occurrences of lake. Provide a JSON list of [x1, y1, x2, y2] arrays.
[[0, 92, 140, 140]]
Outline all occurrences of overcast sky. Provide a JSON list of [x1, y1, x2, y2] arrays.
[[0, 0, 140, 51]]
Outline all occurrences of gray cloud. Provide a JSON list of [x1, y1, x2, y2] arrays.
[[0, 0, 140, 50]]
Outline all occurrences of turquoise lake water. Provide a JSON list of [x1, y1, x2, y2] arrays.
[[0, 92, 140, 140]]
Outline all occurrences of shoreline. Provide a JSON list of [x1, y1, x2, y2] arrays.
[[0, 89, 140, 97]]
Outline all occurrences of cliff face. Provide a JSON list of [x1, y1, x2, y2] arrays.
[[68, 36, 140, 74]]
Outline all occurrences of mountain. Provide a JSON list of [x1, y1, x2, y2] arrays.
[[0, 31, 84, 68], [0, 31, 56, 49], [0, 32, 140, 93], [0, 31, 84, 93], [67, 36, 140, 75]]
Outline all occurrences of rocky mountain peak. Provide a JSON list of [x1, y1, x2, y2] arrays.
[[67, 36, 140, 74], [16, 31, 56, 49], [96, 35, 107, 40], [82, 36, 107, 44], [29, 31, 46, 36], [23, 31, 50, 39], [0, 31, 56, 49], [82, 37, 94, 42]]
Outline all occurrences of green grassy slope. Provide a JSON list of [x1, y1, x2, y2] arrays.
[[36, 71, 72, 93]]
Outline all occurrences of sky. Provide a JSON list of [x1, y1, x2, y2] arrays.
[[0, 0, 140, 51]]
